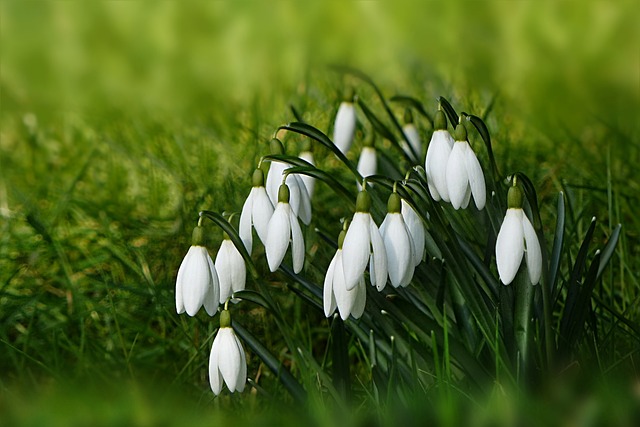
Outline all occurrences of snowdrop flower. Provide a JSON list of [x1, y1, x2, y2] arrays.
[[401, 109, 422, 164], [298, 142, 315, 199], [175, 225, 220, 316], [445, 118, 486, 210], [333, 88, 357, 154], [209, 310, 247, 395], [265, 138, 312, 225], [239, 168, 274, 254], [379, 192, 415, 288], [324, 227, 367, 320], [342, 189, 388, 291], [425, 108, 454, 202], [215, 235, 246, 304], [495, 183, 542, 285], [401, 198, 425, 267], [265, 184, 305, 273], [356, 136, 377, 190]]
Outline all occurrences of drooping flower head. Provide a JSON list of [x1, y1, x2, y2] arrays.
[[356, 134, 377, 191], [445, 117, 486, 210], [495, 182, 542, 285], [215, 234, 247, 304], [401, 109, 422, 164], [265, 183, 305, 273], [239, 168, 274, 254], [425, 107, 454, 202], [342, 188, 388, 292], [209, 310, 247, 395], [324, 224, 367, 320], [175, 225, 220, 316], [379, 192, 415, 288], [333, 88, 357, 155], [265, 138, 312, 225], [401, 198, 425, 267]]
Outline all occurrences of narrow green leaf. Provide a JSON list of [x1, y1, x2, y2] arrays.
[[331, 316, 351, 399], [389, 94, 434, 127], [549, 192, 565, 297], [463, 114, 500, 181], [597, 224, 621, 278], [438, 96, 459, 129]]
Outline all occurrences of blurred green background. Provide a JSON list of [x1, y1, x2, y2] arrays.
[[1, 1, 638, 426]]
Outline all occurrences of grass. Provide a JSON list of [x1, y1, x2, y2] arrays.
[[1, 1, 639, 426]]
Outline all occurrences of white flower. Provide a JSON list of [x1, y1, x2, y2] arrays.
[[401, 199, 425, 267], [333, 96, 357, 154], [176, 232, 220, 316], [495, 186, 542, 285], [209, 311, 246, 395], [265, 184, 305, 273], [266, 160, 312, 225], [323, 233, 366, 320], [356, 146, 377, 190], [425, 109, 454, 202], [402, 122, 422, 164], [445, 122, 486, 210], [215, 238, 246, 304], [342, 191, 388, 291], [239, 168, 274, 254], [298, 150, 315, 199], [379, 193, 415, 288]]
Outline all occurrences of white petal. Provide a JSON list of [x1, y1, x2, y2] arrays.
[[496, 209, 525, 285], [446, 141, 469, 209], [332, 251, 357, 320], [403, 124, 422, 163], [239, 189, 254, 254], [382, 214, 413, 288], [265, 203, 291, 272], [401, 199, 425, 266], [464, 144, 486, 210], [323, 252, 339, 317], [181, 246, 213, 316], [350, 277, 367, 319], [461, 186, 472, 209], [203, 252, 220, 316], [292, 174, 312, 225], [215, 240, 246, 303], [333, 102, 356, 154], [218, 328, 242, 392], [342, 213, 371, 291], [289, 209, 305, 273], [209, 331, 223, 395], [175, 251, 187, 314], [369, 218, 388, 291], [357, 147, 377, 178], [252, 187, 274, 246], [299, 151, 316, 198], [426, 130, 453, 202], [522, 214, 542, 285], [233, 332, 247, 393], [266, 161, 287, 206]]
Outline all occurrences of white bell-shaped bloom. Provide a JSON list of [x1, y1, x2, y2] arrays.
[[425, 110, 454, 202], [266, 160, 312, 225], [379, 193, 415, 288], [495, 185, 542, 285], [176, 227, 220, 316], [239, 168, 274, 254], [401, 199, 425, 267], [323, 232, 366, 320], [333, 100, 357, 154], [265, 184, 305, 273], [215, 237, 246, 304], [445, 122, 486, 210], [402, 121, 422, 164], [356, 145, 377, 191], [298, 150, 316, 199], [342, 190, 388, 291], [209, 311, 247, 395]]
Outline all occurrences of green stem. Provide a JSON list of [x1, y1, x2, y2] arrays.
[[540, 276, 554, 368], [513, 268, 534, 382]]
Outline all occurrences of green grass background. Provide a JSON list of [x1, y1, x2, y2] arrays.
[[1, 1, 639, 425]]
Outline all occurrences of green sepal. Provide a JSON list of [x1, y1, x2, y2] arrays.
[[278, 184, 290, 203], [355, 190, 371, 213], [270, 138, 284, 155], [252, 168, 265, 187], [387, 192, 402, 214], [191, 225, 205, 246], [507, 185, 523, 209], [433, 109, 447, 131], [454, 120, 467, 141], [220, 310, 231, 328]]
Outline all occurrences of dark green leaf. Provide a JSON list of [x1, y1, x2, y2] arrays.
[[438, 96, 459, 129], [389, 94, 434, 127]]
